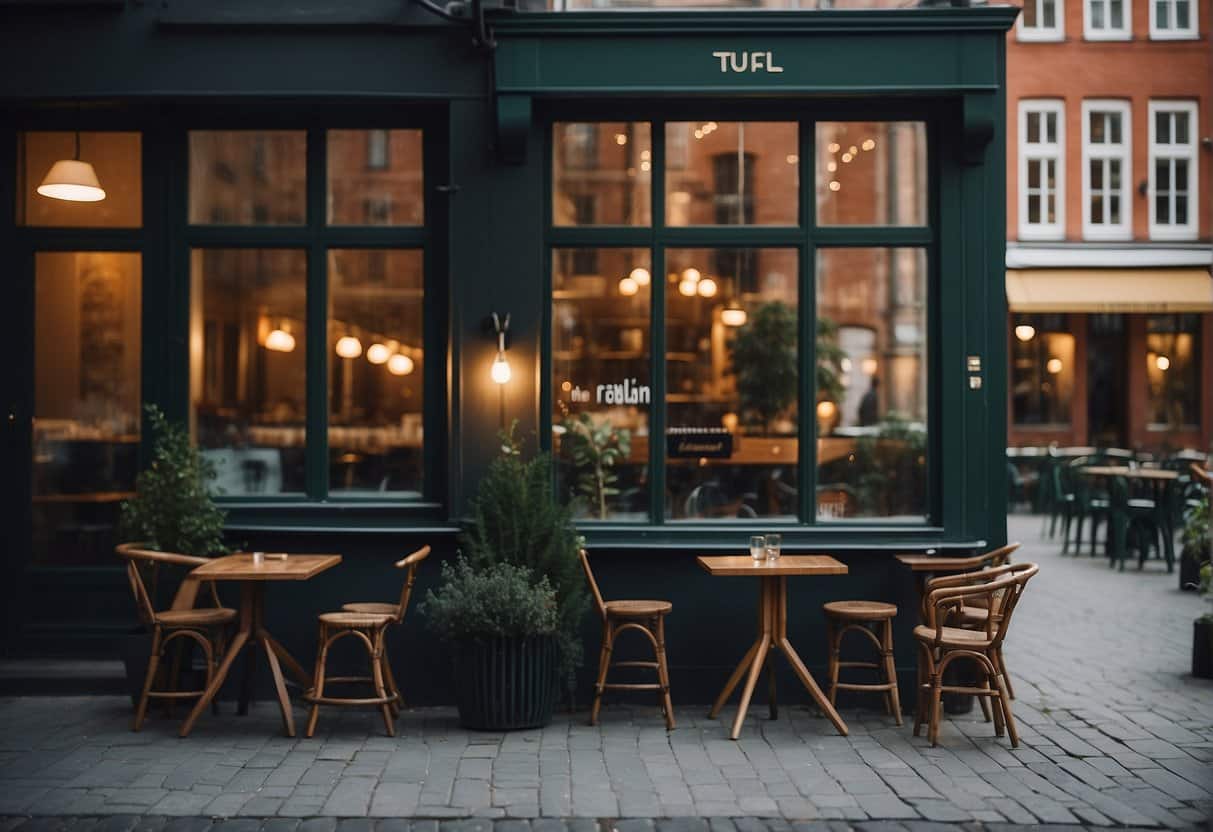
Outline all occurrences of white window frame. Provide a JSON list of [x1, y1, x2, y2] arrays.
[[1018, 0, 1065, 41], [1018, 100, 1066, 241], [1085, 0, 1131, 39], [1148, 101, 1199, 241], [1150, 0, 1199, 39], [1081, 100, 1132, 241]]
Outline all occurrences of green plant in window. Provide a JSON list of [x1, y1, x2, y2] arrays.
[[852, 413, 927, 517], [730, 301, 797, 433], [119, 404, 227, 556], [559, 413, 631, 521]]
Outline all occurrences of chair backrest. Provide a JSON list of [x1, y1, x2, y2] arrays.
[[926, 562, 1039, 647], [116, 543, 211, 626], [392, 544, 432, 624], [579, 549, 607, 620]]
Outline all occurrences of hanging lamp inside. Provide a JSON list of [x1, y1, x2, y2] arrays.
[[37, 132, 106, 203]]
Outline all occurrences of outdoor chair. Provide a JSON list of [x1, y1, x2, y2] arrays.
[[913, 562, 1039, 748], [1069, 462, 1109, 557], [1106, 476, 1165, 571], [580, 549, 675, 730], [823, 600, 901, 724], [117, 543, 236, 732], [1047, 462, 1077, 545], [341, 544, 431, 714]]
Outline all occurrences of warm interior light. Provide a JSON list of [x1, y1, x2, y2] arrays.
[[388, 353, 415, 376], [678, 279, 698, 297], [861, 357, 879, 376], [816, 400, 838, 421], [618, 276, 639, 296], [842, 153, 853, 163], [264, 328, 296, 353], [615, 133, 628, 146], [38, 159, 106, 203], [1046, 358, 1063, 374], [697, 277, 718, 298], [829, 181, 841, 192], [682, 268, 701, 284], [491, 354, 512, 385], [629, 267, 651, 286], [721, 304, 747, 327], [1014, 324, 1037, 342], [848, 145, 858, 155], [721, 412, 739, 432], [366, 342, 392, 364], [827, 161, 838, 173], [862, 139, 876, 151], [828, 142, 840, 153], [1155, 355, 1171, 371], [786, 154, 799, 165], [335, 335, 363, 359]]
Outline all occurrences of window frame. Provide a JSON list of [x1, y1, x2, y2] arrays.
[[541, 103, 939, 530], [1149, 0, 1199, 39], [1148, 100, 1199, 241], [1081, 99, 1133, 241], [1018, 99, 1066, 241], [1018, 0, 1065, 41], [1084, 0, 1131, 40]]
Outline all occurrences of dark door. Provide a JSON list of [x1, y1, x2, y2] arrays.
[[1087, 313, 1127, 447]]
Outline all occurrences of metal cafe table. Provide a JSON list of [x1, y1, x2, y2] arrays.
[[697, 554, 849, 740], [178, 553, 343, 738]]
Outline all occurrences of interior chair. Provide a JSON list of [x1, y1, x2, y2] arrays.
[[580, 549, 675, 730], [117, 543, 236, 732]]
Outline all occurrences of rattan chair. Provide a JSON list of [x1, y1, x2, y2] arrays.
[[580, 549, 675, 730], [913, 562, 1039, 747], [117, 543, 236, 732]]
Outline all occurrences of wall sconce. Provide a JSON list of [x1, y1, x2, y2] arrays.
[[38, 131, 106, 203], [489, 311, 511, 385]]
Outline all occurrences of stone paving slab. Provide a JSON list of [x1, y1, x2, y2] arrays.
[[0, 517, 1210, 827]]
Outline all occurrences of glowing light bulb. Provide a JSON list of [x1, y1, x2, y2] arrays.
[[678, 279, 698, 297], [816, 401, 837, 421], [827, 161, 838, 173], [1046, 358, 1063, 374], [367, 342, 391, 364], [829, 181, 841, 192], [335, 336, 362, 359], [388, 353, 415, 376], [862, 139, 876, 151], [491, 354, 512, 384], [629, 267, 651, 286], [1156, 355, 1171, 371], [618, 276, 639, 296], [842, 153, 853, 163], [848, 145, 858, 155], [721, 305, 747, 327], [861, 357, 879, 376], [697, 277, 718, 298], [1014, 325, 1036, 342], [682, 268, 701, 284], [615, 133, 628, 146], [264, 329, 296, 352], [786, 154, 799, 165], [828, 142, 840, 153]]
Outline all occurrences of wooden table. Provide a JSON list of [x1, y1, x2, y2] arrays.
[[698, 555, 848, 740], [179, 553, 342, 738], [1082, 465, 1179, 481]]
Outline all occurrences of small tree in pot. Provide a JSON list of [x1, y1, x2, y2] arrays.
[[1193, 563, 1213, 679]]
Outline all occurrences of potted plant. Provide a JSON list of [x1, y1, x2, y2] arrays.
[[558, 413, 631, 520], [118, 405, 227, 699], [1179, 492, 1209, 591], [1193, 562, 1213, 679], [425, 423, 588, 729]]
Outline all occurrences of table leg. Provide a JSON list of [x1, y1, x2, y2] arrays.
[[773, 577, 848, 737], [180, 583, 255, 737], [729, 578, 775, 740], [264, 633, 311, 688], [260, 633, 296, 737]]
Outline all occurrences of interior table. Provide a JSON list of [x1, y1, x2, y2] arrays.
[[178, 553, 342, 738], [697, 555, 849, 740]]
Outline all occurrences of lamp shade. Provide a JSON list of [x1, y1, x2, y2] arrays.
[[37, 159, 106, 202]]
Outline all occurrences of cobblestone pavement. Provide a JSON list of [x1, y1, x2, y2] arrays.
[[1, 516, 1210, 827]]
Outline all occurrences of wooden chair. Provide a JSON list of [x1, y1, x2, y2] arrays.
[[341, 544, 431, 714], [823, 601, 901, 725], [305, 545, 431, 737], [913, 562, 1039, 747], [117, 543, 236, 732], [580, 549, 675, 730]]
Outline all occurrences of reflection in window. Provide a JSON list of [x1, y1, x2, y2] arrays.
[[552, 249, 651, 520], [328, 130, 424, 226], [816, 248, 927, 521], [666, 248, 798, 520], [328, 250, 425, 495], [32, 252, 141, 564], [19, 132, 142, 228], [553, 123, 651, 226], [189, 249, 307, 495], [816, 122, 926, 226], [189, 131, 306, 225], [1146, 314, 1200, 428], [666, 122, 797, 226], [1011, 314, 1074, 425]]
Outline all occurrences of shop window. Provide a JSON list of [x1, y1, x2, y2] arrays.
[[551, 248, 652, 520], [1150, 0, 1197, 38], [328, 129, 423, 226], [1085, 0, 1130, 39], [1018, 100, 1065, 240], [31, 252, 141, 564], [1148, 102, 1198, 241], [328, 250, 425, 495], [189, 131, 306, 225], [1082, 101, 1131, 240], [18, 131, 142, 228], [815, 122, 926, 227], [816, 248, 928, 521], [666, 122, 797, 226], [1146, 314, 1201, 429], [1019, 0, 1064, 41], [553, 122, 651, 226], [1010, 314, 1074, 427]]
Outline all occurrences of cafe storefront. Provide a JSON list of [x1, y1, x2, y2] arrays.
[[0, 0, 1016, 702]]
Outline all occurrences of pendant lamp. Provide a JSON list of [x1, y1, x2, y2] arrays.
[[37, 131, 106, 203]]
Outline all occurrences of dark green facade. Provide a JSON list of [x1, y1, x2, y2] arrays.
[[0, 1, 1014, 703]]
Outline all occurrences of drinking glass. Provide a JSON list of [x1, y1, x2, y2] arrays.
[[749, 535, 767, 561], [765, 533, 782, 560]]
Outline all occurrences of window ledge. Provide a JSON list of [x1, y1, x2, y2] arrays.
[[577, 523, 982, 552], [219, 499, 459, 535]]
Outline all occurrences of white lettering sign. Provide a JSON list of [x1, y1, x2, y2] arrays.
[[712, 50, 784, 74], [595, 378, 651, 406]]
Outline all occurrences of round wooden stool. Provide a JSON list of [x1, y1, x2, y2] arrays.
[[303, 611, 398, 738], [823, 600, 902, 725]]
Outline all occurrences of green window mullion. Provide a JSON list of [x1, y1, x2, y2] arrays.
[[649, 121, 666, 526], [799, 118, 817, 525], [304, 128, 329, 499]]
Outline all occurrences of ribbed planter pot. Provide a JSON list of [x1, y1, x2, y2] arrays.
[[1194, 618, 1213, 680], [453, 635, 559, 731]]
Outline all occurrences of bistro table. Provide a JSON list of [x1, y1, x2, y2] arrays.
[[1082, 466, 1180, 564], [178, 553, 342, 738], [698, 555, 849, 740]]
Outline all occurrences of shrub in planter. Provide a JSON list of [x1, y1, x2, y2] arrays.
[[1194, 563, 1213, 680], [423, 559, 560, 729], [1179, 493, 1209, 592]]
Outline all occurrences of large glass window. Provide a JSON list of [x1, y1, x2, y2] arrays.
[[1018, 101, 1065, 239], [1146, 314, 1201, 429], [189, 131, 307, 225], [327, 129, 424, 226], [554, 122, 651, 226], [1082, 102, 1131, 240], [18, 132, 142, 228], [1148, 102, 1198, 241], [1011, 314, 1075, 426], [549, 118, 931, 526]]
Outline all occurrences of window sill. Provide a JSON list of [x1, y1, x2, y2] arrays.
[[577, 522, 981, 552], [218, 499, 459, 535]]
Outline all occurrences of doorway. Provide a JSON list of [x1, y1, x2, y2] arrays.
[[1086, 313, 1127, 447]]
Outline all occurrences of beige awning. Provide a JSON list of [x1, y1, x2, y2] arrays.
[[1006, 268, 1213, 313]]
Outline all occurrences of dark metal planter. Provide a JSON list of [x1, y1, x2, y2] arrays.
[[1194, 618, 1213, 680], [453, 635, 559, 731]]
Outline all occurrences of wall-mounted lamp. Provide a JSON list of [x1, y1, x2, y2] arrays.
[[38, 131, 106, 203], [489, 311, 511, 385]]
